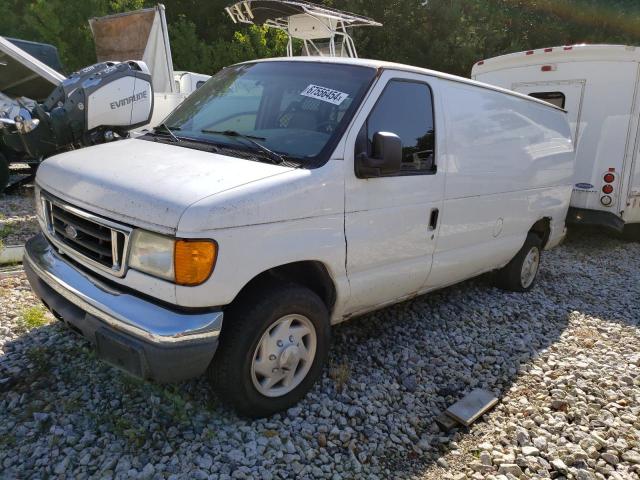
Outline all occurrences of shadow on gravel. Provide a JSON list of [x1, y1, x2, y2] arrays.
[[546, 226, 640, 329], [0, 228, 638, 478]]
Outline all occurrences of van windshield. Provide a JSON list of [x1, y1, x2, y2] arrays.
[[162, 61, 376, 168]]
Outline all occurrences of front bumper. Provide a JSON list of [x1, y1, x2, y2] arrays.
[[23, 234, 223, 383]]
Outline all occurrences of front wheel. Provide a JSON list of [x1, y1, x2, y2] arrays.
[[208, 283, 330, 418], [494, 232, 542, 292]]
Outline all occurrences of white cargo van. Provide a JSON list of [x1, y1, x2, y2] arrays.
[[472, 44, 640, 237], [24, 57, 574, 417]]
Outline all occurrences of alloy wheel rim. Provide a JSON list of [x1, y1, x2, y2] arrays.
[[251, 314, 317, 397], [520, 246, 540, 288]]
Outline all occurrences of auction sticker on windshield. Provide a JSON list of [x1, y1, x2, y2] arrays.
[[301, 84, 349, 105]]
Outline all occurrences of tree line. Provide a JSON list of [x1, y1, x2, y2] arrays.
[[3, 0, 640, 78]]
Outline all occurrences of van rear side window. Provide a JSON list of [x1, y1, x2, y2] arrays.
[[529, 91, 565, 109]]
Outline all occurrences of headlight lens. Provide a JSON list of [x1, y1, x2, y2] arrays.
[[128, 230, 175, 281], [128, 230, 217, 286]]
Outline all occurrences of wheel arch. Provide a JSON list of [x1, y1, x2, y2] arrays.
[[529, 217, 551, 248], [228, 260, 337, 314]]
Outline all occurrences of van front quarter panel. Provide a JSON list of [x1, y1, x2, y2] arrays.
[[175, 159, 349, 315]]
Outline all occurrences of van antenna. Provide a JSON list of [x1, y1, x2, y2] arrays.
[[225, 0, 381, 58]]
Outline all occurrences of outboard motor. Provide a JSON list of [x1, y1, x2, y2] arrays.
[[0, 60, 153, 160]]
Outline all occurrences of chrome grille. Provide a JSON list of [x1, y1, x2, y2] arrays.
[[41, 195, 131, 276]]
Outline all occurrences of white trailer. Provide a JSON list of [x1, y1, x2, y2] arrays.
[[174, 71, 210, 94], [472, 44, 640, 236]]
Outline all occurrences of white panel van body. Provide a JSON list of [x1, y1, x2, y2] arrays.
[[472, 44, 640, 234], [24, 57, 574, 416]]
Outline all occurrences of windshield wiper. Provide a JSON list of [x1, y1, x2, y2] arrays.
[[201, 129, 286, 165], [153, 123, 181, 143]]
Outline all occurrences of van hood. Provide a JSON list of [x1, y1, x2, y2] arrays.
[[36, 138, 294, 233]]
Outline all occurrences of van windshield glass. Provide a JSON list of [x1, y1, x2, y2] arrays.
[[163, 61, 376, 167]]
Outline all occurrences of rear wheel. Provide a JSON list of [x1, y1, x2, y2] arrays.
[[494, 232, 542, 292], [208, 283, 330, 418], [0, 153, 9, 193], [621, 224, 640, 242]]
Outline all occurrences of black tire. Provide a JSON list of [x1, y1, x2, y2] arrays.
[[621, 224, 640, 242], [0, 153, 9, 194], [208, 282, 330, 418], [494, 232, 543, 292]]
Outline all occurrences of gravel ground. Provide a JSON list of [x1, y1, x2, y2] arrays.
[[0, 230, 638, 479], [0, 186, 38, 246]]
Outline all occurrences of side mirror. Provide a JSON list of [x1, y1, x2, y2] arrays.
[[356, 131, 402, 178]]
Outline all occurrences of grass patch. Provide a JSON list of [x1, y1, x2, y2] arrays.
[[162, 386, 190, 423], [0, 434, 17, 449], [113, 416, 147, 448], [0, 222, 14, 240], [329, 361, 351, 393], [20, 305, 49, 330], [26, 346, 51, 372]]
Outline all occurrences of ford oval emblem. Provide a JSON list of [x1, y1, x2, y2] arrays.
[[574, 183, 594, 190], [64, 224, 78, 239]]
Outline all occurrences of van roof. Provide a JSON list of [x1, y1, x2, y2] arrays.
[[472, 44, 640, 76], [237, 56, 565, 111]]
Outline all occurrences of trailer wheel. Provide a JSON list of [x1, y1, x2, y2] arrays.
[[494, 233, 542, 292], [208, 283, 330, 418], [0, 153, 9, 194]]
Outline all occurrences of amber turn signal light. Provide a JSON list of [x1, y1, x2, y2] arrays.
[[174, 240, 217, 286]]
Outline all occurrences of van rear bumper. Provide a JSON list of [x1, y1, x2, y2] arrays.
[[566, 207, 625, 233], [23, 233, 223, 383]]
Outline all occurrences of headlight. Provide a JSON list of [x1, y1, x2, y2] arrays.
[[129, 230, 175, 281], [128, 230, 217, 286]]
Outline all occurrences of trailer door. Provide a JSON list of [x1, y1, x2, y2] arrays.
[[512, 80, 585, 145]]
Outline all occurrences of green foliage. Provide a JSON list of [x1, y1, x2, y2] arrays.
[[0, 222, 14, 240], [2, 0, 640, 76], [169, 18, 289, 75], [331, 0, 640, 75], [25, 345, 51, 370], [20, 305, 49, 330], [1, 0, 147, 72]]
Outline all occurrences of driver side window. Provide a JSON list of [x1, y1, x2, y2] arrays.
[[365, 79, 436, 175]]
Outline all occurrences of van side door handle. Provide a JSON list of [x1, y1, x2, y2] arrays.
[[428, 208, 439, 231]]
